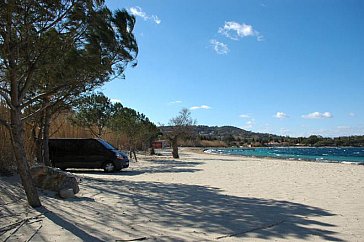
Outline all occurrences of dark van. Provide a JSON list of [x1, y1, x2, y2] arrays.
[[49, 138, 129, 172]]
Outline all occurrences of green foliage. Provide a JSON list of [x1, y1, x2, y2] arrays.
[[71, 92, 158, 149], [223, 134, 235, 146], [109, 105, 159, 150], [72, 92, 114, 137], [0, 0, 138, 207], [163, 125, 364, 147], [0, 0, 138, 121]]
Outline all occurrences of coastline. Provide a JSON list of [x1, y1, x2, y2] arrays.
[[202, 146, 364, 165], [1, 147, 364, 241]]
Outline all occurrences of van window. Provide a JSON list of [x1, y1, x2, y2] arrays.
[[98, 139, 116, 150], [85, 140, 105, 155]]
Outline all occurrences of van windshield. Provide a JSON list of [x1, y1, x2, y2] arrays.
[[98, 139, 117, 150]]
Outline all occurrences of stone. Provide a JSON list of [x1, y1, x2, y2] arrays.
[[59, 188, 75, 199], [30, 166, 80, 196]]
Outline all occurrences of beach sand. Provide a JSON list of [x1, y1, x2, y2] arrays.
[[1, 148, 364, 241]]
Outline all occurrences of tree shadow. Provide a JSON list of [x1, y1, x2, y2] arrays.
[[128, 159, 203, 175], [0, 175, 25, 205], [67, 159, 204, 177], [35, 207, 103, 241], [40, 177, 343, 241]]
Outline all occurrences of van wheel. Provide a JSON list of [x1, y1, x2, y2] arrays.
[[103, 162, 115, 172]]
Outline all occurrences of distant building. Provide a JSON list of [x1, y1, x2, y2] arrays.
[[267, 141, 280, 147], [152, 140, 169, 149]]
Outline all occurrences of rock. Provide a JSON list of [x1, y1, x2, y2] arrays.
[[30, 166, 80, 196], [59, 188, 75, 199]]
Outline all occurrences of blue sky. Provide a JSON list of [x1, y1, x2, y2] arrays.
[[102, 0, 364, 137]]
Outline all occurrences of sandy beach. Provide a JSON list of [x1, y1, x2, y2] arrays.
[[1, 148, 364, 241]]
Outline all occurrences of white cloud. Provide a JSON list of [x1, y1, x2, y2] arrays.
[[349, 112, 355, 117], [129, 6, 161, 24], [169, 100, 182, 105], [242, 120, 254, 130], [151, 15, 161, 24], [302, 112, 333, 119], [240, 116, 255, 130], [130, 6, 147, 20], [210, 39, 229, 55], [312, 125, 364, 137], [274, 112, 288, 119], [337, 125, 350, 129], [110, 98, 122, 104], [190, 105, 211, 110], [218, 21, 263, 41]]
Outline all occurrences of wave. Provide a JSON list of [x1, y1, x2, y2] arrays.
[[204, 147, 364, 164]]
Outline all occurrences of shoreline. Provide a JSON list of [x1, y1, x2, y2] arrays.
[[201, 146, 364, 165], [1, 148, 364, 241]]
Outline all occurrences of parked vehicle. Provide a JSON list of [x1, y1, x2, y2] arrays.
[[49, 138, 129, 172]]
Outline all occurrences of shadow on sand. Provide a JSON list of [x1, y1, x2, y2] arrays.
[[41, 177, 342, 241], [35, 207, 103, 241], [67, 159, 204, 176], [1, 157, 343, 241]]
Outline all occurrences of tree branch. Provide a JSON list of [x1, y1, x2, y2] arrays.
[[0, 88, 15, 110], [35, 0, 77, 34], [18, 58, 39, 102], [20, 84, 69, 109], [21, 104, 50, 122], [216, 220, 285, 240], [21, 92, 73, 122]]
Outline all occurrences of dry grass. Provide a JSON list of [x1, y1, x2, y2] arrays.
[[199, 140, 227, 147], [0, 103, 228, 172], [0, 106, 130, 171]]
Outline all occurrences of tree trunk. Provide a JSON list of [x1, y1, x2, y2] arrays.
[[42, 107, 51, 166], [33, 124, 43, 164], [97, 125, 103, 138], [132, 148, 138, 162], [149, 147, 155, 155], [6, 11, 41, 207], [171, 136, 179, 159], [148, 138, 155, 155], [10, 109, 42, 207]]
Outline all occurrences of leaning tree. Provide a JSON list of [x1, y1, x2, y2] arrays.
[[0, 0, 137, 207]]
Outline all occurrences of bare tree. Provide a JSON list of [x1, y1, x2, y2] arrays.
[[167, 108, 196, 158]]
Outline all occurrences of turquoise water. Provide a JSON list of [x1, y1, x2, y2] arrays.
[[205, 147, 364, 164]]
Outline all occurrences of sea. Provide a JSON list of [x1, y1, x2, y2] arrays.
[[204, 147, 364, 165]]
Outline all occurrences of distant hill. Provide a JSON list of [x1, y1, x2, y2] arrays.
[[159, 125, 285, 146], [159, 125, 364, 147], [196, 125, 251, 136]]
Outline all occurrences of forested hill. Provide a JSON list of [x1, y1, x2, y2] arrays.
[[192, 125, 278, 140], [159, 125, 364, 147], [160, 125, 283, 146]]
